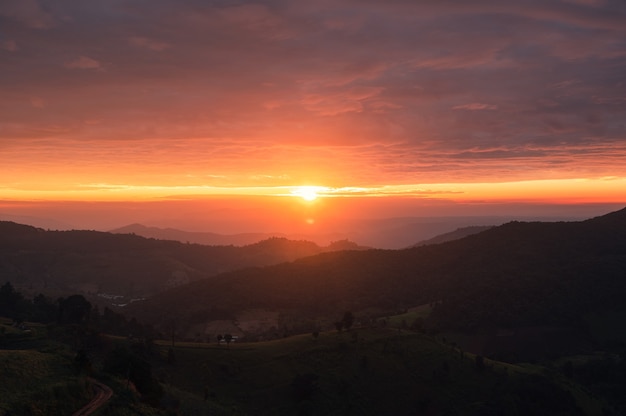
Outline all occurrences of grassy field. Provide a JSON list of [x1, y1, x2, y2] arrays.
[[149, 326, 603, 415], [0, 319, 91, 416], [1, 315, 612, 415], [0, 318, 174, 416], [384, 304, 432, 328]]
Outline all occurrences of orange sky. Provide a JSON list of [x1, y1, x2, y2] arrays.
[[1, 1, 625, 238]]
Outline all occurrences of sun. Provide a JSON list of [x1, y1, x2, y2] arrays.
[[292, 186, 320, 201]]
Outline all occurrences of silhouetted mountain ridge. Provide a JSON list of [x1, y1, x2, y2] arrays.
[[109, 223, 280, 246], [129, 207, 626, 353], [411, 225, 494, 247], [0, 221, 365, 299]]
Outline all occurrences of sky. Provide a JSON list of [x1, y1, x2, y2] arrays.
[[1, 0, 625, 235]]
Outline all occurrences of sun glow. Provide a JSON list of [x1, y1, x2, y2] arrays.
[[1, 178, 625, 204], [292, 186, 322, 201]]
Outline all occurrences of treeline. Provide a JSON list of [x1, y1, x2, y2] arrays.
[[1, 281, 169, 410], [0, 281, 155, 339], [0, 221, 351, 298]]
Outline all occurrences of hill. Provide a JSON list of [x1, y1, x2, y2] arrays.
[[151, 328, 597, 415], [0, 213, 75, 231], [109, 223, 284, 246], [0, 317, 183, 415], [0, 315, 603, 416], [0, 318, 92, 415], [411, 225, 494, 247], [129, 207, 626, 356], [0, 221, 364, 303], [2, 249, 624, 414]]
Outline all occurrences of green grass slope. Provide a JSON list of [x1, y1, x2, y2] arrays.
[[0, 318, 172, 416], [0, 320, 90, 415], [152, 327, 602, 416], [1, 315, 612, 415]]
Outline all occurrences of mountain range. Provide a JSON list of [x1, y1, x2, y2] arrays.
[[0, 222, 365, 300], [3, 209, 593, 248], [109, 223, 288, 246], [3, 207, 626, 359], [125, 207, 626, 360]]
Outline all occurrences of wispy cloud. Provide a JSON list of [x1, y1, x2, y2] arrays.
[[0, 0, 56, 29], [1, 39, 18, 51], [129, 37, 170, 51], [29, 97, 45, 108], [452, 103, 498, 111], [64, 56, 102, 70]]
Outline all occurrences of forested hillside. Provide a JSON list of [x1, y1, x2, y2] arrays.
[[130, 208, 626, 352], [0, 222, 362, 299]]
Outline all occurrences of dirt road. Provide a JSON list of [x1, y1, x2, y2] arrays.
[[73, 378, 113, 416]]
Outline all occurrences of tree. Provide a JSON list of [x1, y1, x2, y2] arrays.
[[475, 355, 485, 372], [169, 320, 177, 348], [89, 304, 101, 327], [102, 307, 123, 333], [342, 311, 355, 330], [103, 346, 163, 406], [0, 282, 24, 318], [75, 349, 92, 375], [167, 347, 176, 365], [57, 295, 91, 325], [224, 333, 233, 348]]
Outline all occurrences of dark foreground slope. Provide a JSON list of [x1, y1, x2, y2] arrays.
[[0, 318, 92, 415], [131, 208, 626, 348], [0, 222, 358, 298], [152, 328, 596, 416], [2, 315, 602, 416]]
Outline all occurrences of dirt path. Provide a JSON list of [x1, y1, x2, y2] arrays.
[[73, 378, 113, 416]]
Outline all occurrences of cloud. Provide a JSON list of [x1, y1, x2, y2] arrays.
[[30, 97, 45, 108], [64, 56, 102, 70], [129, 36, 170, 51], [1, 40, 18, 51], [0, 0, 56, 29], [324, 185, 465, 198], [301, 86, 384, 115], [452, 103, 499, 111]]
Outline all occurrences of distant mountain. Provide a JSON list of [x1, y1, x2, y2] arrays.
[[110, 223, 361, 248], [411, 225, 494, 247], [0, 213, 74, 230], [0, 221, 365, 301], [341, 215, 560, 248], [343, 213, 600, 248], [6, 213, 592, 249], [129, 207, 626, 359], [110, 223, 279, 246], [111, 219, 523, 250]]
